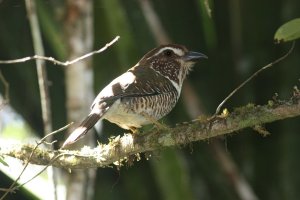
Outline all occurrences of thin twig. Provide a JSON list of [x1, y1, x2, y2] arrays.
[[0, 123, 72, 200], [215, 41, 295, 115], [11, 153, 69, 192], [0, 36, 120, 66]]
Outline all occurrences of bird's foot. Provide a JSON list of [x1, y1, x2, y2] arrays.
[[129, 127, 139, 134]]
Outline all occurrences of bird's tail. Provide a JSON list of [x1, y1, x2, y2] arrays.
[[61, 112, 101, 148]]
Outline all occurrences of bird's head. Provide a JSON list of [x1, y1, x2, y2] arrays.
[[138, 44, 207, 87]]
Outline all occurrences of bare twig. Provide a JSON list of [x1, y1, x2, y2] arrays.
[[0, 10, 118, 200], [10, 153, 69, 192], [0, 123, 72, 200], [0, 36, 120, 67], [215, 41, 295, 115]]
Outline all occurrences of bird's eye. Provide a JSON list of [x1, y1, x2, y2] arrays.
[[163, 49, 173, 57]]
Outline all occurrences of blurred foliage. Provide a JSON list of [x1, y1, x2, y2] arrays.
[[0, 0, 300, 200]]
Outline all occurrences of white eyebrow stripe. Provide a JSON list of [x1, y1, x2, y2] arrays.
[[153, 47, 184, 57]]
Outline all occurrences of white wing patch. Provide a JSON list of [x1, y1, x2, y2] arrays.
[[92, 72, 136, 108], [101, 72, 136, 96], [117, 71, 136, 89]]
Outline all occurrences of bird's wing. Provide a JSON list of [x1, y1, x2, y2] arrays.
[[91, 65, 177, 109], [62, 66, 177, 148]]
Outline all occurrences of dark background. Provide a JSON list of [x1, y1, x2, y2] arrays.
[[0, 0, 299, 199]]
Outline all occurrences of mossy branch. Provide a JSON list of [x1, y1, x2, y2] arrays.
[[1, 90, 300, 169]]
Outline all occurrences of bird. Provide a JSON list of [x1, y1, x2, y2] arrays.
[[62, 44, 207, 148]]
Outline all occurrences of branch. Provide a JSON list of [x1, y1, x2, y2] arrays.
[[0, 36, 120, 67], [1, 90, 299, 169]]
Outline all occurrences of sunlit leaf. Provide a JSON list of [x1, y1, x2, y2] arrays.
[[274, 18, 300, 43]]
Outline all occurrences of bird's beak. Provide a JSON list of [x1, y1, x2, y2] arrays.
[[183, 51, 208, 62]]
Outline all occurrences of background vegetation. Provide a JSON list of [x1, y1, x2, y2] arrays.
[[0, 0, 299, 200]]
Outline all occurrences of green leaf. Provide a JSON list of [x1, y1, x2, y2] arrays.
[[274, 18, 300, 43], [0, 155, 9, 167]]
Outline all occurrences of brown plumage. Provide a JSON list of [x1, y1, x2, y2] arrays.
[[62, 44, 207, 148]]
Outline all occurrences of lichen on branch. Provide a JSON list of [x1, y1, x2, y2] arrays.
[[0, 90, 300, 169]]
